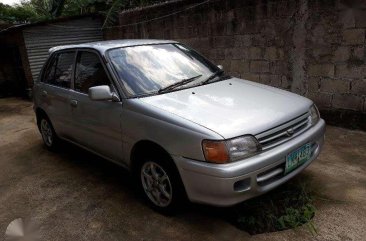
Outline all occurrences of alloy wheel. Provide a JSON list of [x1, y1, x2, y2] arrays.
[[40, 119, 53, 147], [141, 161, 173, 207]]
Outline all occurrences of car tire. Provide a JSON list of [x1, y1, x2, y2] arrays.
[[136, 154, 186, 215], [38, 116, 59, 151]]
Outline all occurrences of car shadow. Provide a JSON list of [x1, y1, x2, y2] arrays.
[[53, 140, 317, 235]]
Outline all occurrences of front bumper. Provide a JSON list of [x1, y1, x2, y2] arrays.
[[173, 119, 326, 206]]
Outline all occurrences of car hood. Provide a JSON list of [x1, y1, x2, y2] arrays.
[[139, 78, 312, 139]]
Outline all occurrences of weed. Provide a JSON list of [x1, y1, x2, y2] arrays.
[[231, 178, 317, 235]]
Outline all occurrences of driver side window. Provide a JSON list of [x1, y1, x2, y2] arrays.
[[74, 51, 110, 94]]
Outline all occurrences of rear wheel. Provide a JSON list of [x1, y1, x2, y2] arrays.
[[39, 116, 59, 151]]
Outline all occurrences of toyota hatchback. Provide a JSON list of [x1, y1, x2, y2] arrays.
[[33, 40, 325, 213]]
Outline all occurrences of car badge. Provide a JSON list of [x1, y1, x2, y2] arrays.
[[286, 128, 295, 136]]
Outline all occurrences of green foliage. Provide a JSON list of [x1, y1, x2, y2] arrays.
[[0, 2, 38, 23], [276, 204, 316, 232], [0, 0, 54, 23], [234, 180, 318, 235], [101, 0, 167, 28], [28, 0, 53, 19], [0, 0, 167, 25], [62, 0, 108, 17], [102, 0, 127, 28]]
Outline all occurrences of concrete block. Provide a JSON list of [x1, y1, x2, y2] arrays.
[[333, 46, 350, 62], [340, 9, 355, 28], [250, 60, 269, 73], [230, 60, 249, 73], [320, 78, 350, 93], [278, 49, 285, 60], [308, 64, 335, 77], [313, 47, 333, 62], [335, 64, 365, 79], [353, 46, 365, 60], [270, 74, 282, 87], [241, 73, 260, 82], [355, 10, 366, 28], [307, 92, 332, 108], [281, 75, 291, 89], [351, 79, 366, 95], [252, 34, 266, 46], [270, 61, 287, 75], [308, 77, 320, 92], [343, 29, 365, 45], [258, 74, 281, 87], [234, 35, 252, 47], [214, 49, 225, 60], [213, 36, 234, 48], [332, 94, 363, 111], [249, 47, 262, 59], [225, 48, 244, 60], [264, 47, 278, 60], [259, 74, 271, 85]]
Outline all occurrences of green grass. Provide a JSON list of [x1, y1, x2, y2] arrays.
[[231, 178, 317, 235]]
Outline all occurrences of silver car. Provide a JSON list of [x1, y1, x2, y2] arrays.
[[33, 40, 325, 213]]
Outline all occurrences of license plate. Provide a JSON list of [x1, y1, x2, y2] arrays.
[[285, 143, 311, 174]]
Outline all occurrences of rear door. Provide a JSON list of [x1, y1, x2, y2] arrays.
[[68, 50, 124, 162], [38, 51, 76, 138]]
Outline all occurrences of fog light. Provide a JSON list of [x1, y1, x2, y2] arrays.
[[234, 178, 251, 192]]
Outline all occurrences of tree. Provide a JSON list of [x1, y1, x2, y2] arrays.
[[0, 2, 38, 23], [50, 0, 65, 17], [0, 0, 167, 25], [102, 0, 167, 27]]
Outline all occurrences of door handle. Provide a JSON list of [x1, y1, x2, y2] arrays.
[[41, 90, 48, 97], [70, 100, 78, 107]]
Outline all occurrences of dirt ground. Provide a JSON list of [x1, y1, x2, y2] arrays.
[[0, 97, 365, 241]]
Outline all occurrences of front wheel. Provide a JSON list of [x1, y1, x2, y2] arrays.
[[138, 157, 186, 214]]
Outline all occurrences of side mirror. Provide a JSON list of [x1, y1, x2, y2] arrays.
[[88, 85, 120, 102], [217, 65, 224, 71]]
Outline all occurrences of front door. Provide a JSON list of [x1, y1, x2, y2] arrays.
[[69, 50, 124, 162]]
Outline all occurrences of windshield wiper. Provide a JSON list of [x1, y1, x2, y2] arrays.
[[158, 75, 202, 93], [201, 70, 224, 85]]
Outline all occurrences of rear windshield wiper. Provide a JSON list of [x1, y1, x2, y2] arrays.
[[158, 74, 202, 93], [201, 70, 224, 85]]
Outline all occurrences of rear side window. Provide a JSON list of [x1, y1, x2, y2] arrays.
[[74, 51, 110, 93], [42, 51, 75, 88]]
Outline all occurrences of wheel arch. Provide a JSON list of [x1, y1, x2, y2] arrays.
[[130, 139, 188, 204], [35, 107, 49, 128], [130, 140, 174, 173]]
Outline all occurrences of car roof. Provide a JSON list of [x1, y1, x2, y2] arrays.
[[48, 39, 178, 54]]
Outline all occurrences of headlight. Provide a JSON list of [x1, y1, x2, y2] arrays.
[[202, 136, 261, 164], [309, 104, 320, 125]]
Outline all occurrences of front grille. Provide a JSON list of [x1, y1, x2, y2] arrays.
[[257, 163, 285, 187], [256, 112, 310, 151]]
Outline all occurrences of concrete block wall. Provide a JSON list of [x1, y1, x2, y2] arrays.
[[104, 0, 366, 129], [306, 0, 366, 115]]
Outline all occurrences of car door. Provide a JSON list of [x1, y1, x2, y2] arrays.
[[68, 50, 124, 163], [38, 51, 75, 138]]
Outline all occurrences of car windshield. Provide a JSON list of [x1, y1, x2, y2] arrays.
[[108, 43, 219, 97]]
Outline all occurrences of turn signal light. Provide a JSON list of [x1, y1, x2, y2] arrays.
[[202, 140, 229, 164]]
